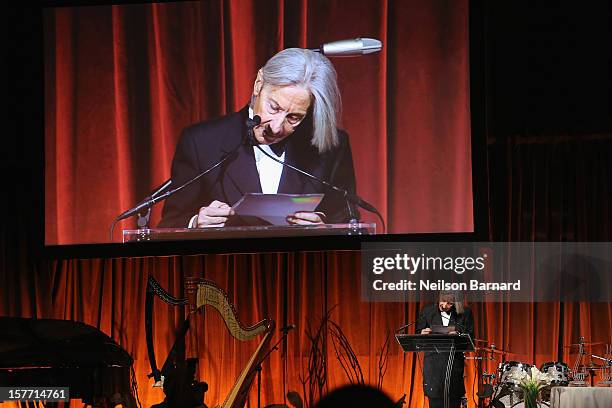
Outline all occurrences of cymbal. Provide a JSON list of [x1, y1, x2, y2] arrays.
[[475, 338, 489, 344], [564, 341, 606, 347]]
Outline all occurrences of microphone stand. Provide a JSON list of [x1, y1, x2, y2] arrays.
[[255, 326, 294, 408], [109, 151, 236, 240], [396, 314, 426, 333], [110, 118, 261, 240], [396, 320, 419, 334], [246, 112, 384, 231]]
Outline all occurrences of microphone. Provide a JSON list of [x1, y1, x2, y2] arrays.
[[115, 149, 239, 222], [245, 115, 261, 145], [111, 145, 241, 236], [246, 115, 261, 129], [111, 113, 267, 238], [148, 179, 173, 199], [312, 38, 382, 57], [396, 314, 425, 333], [115, 179, 173, 223]]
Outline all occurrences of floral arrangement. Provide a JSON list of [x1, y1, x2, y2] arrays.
[[507, 366, 558, 408]]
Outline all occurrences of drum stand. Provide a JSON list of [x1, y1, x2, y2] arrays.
[[570, 337, 589, 386], [472, 342, 510, 408], [593, 344, 612, 385], [474, 353, 496, 407]]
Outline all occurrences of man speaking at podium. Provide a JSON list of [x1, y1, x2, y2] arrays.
[[158, 48, 358, 228], [416, 292, 474, 408]]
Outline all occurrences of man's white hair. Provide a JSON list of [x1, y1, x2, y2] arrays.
[[258, 48, 341, 152]]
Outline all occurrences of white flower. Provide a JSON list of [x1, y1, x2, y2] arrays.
[[507, 367, 529, 385], [544, 366, 563, 382], [521, 366, 557, 390], [504, 364, 558, 392]]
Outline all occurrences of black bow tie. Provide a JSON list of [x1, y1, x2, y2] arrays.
[[265, 139, 288, 156]]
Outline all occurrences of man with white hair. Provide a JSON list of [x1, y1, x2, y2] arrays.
[[416, 291, 474, 408], [159, 48, 358, 228]]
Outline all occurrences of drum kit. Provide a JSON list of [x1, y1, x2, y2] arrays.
[[468, 337, 612, 408]]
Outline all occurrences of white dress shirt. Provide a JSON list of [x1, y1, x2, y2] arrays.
[[441, 310, 451, 326], [253, 144, 284, 193], [250, 107, 285, 193], [188, 108, 285, 227]]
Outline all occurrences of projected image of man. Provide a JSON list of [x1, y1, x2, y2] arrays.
[[158, 48, 358, 228]]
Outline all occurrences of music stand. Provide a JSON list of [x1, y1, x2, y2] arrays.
[[396, 334, 475, 408]]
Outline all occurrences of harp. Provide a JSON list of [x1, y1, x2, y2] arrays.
[[145, 275, 275, 408]]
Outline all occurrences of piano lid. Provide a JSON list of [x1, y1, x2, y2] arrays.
[[0, 317, 133, 369]]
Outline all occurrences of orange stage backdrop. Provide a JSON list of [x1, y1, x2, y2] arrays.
[[3, 251, 611, 408]]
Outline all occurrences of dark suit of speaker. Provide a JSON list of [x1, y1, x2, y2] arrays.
[[158, 107, 358, 227], [415, 304, 474, 408]]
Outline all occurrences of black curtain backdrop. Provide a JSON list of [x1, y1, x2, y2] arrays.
[[2, 2, 612, 408]]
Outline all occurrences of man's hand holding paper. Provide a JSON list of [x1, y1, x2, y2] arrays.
[[232, 193, 324, 226]]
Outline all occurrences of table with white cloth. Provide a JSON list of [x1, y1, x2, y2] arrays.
[[549, 386, 612, 408]]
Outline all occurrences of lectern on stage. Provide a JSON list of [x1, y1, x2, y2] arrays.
[[395, 334, 475, 408]]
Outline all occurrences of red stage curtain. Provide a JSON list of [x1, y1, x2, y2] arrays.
[[44, 0, 473, 244], [3, 252, 612, 408], [6, 134, 612, 408]]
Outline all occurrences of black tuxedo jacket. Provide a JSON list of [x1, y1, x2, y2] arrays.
[[415, 304, 475, 398], [158, 107, 358, 227]]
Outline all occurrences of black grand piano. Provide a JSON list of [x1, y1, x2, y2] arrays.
[[0, 317, 137, 407]]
